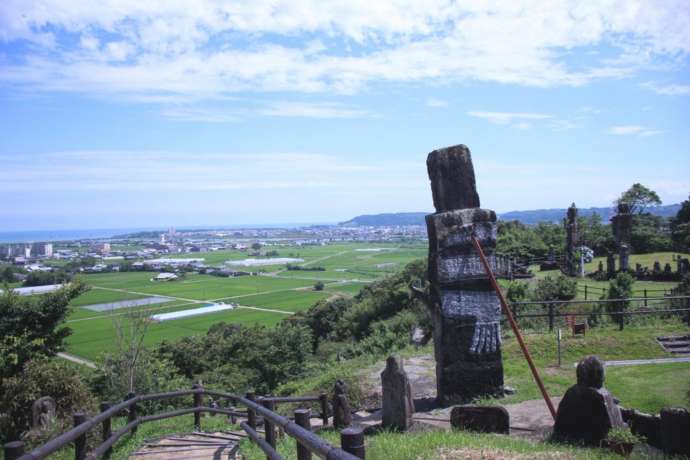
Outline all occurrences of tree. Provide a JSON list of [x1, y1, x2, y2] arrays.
[[0, 266, 15, 283], [0, 281, 86, 382], [616, 183, 662, 215], [251, 242, 262, 251], [671, 195, 690, 252], [607, 272, 634, 330], [108, 305, 152, 394], [314, 281, 325, 291]]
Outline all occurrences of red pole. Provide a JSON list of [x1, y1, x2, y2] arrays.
[[471, 235, 557, 421]]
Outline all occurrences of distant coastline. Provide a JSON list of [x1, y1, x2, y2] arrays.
[[0, 222, 333, 244]]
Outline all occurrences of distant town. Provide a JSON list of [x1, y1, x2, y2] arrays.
[[0, 223, 427, 281]]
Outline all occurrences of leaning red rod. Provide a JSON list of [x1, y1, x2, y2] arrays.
[[471, 234, 558, 421]]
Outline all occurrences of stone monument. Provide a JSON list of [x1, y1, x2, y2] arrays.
[[564, 204, 578, 277], [606, 253, 616, 279], [553, 356, 624, 446], [30, 396, 57, 435], [380, 355, 414, 431], [332, 379, 352, 428], [611, 203, 633, 272], [424, 144, 504, 405]]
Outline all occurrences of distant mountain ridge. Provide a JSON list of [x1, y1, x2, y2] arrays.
[[340, 204, 682, 227]]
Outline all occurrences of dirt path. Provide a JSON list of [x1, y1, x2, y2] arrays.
[[358, 354, 559, 440], [57, 352, 97, 369]]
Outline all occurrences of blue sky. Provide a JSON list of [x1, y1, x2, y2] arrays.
[[1, 1, 689, 231]]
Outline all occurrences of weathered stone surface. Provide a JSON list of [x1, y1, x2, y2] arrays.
[[660, 407, 690, 456], [450, 405, 509, 434], [426, 145, 480, 212], [576, 355, 605, 388], [332, 379, 352, 428], [612, 203, 633, 272], [31, 396, 56, 431], [564, 203, 578, 277], [553, 356, 623, 446], [622, 409, 663, 449], [606, 253, 616, 279], [425, 144, 503, 405], [381, 356, 414, 431]]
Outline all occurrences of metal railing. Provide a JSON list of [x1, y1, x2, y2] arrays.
[[3, 386, 364, 460]]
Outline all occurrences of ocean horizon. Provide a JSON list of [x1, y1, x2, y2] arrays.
[[0, 222, 335, 244]]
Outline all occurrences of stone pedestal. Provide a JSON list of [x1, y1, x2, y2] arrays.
[[425, 145, 504, 405]]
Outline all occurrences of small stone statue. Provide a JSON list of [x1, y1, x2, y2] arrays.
[[332, 379, 352, 428], [553, 356, 624, 446], [381, 356, 414, 431], [31, 396, 57, 432]]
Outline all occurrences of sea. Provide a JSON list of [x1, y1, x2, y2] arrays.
[[0, 223, 332, 244]]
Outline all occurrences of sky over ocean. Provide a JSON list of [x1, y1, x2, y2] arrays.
[[1, 1, 689, 230]]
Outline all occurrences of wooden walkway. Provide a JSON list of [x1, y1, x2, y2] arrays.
[[130, 431, 244, 460]]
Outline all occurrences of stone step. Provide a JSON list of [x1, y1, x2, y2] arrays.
[[665, 341, 690, 348], [669, 348, 690, 354]]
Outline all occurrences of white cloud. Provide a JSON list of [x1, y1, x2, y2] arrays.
[[0, 1, 689, 100], [159, 107, 243, 123], [0, 151, 393, 192], [608, 125, 663, 136], [259, 102, 374, 119], [468, 111, 552, 125], [641, 81, 690, 95], [426, 98, 447, 108]]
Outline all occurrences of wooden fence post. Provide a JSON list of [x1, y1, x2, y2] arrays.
[[548, 303, 555, 331], [584, 285, 588, 300], [319, 392, 328, 427], [127, 392, 138, 434], [263, 398, 276, 453], [246, 391, 257, 429], [73, 412, 87, 460], [193, 383, 203, 429], [341, 427, 365, 459], [294, 409, 312, 460], [644, 289, 648, 307], [3, 441, 25, 460], [100, 402, 113, 458]]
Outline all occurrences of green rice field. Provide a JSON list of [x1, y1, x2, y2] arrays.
[[64, 243, 426, 360]]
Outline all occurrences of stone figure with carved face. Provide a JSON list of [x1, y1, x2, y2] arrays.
[[424, 145, 505, 405]]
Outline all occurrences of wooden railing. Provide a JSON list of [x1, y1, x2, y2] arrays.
[[3, 386, 364, 460], [509, 295, 690, 331]]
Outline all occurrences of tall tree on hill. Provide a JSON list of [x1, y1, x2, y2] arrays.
[[616, 183, 662, 215], [671, 194, 690, 252], [0, 281, 86, 382]]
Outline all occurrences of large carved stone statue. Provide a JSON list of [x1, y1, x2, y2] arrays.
[[424, 144, 504, 405], [564, 204, 578, 277], [611, 203, 633, 272]]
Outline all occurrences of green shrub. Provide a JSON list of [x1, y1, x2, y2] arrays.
[[533, 275, 577, 302], [0, 359, 96, 444]]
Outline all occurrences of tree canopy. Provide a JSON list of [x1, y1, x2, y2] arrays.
[[616, 183, 662, 214]]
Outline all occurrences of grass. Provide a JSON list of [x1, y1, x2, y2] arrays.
[[239, 428, 624, 460], [495, 322, 690, 413], [61, 243, 427, 360]]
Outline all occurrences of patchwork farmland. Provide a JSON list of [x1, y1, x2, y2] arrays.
[[65, 242, 426, 360]]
